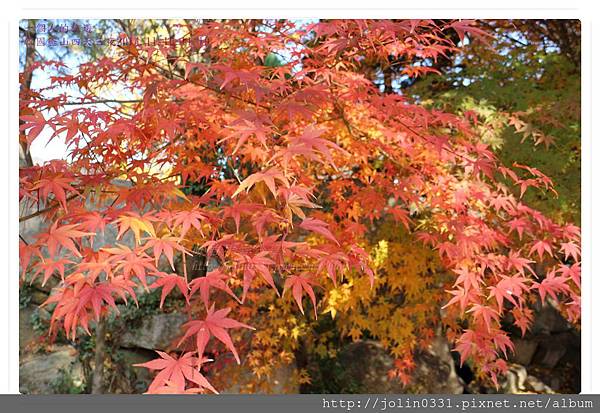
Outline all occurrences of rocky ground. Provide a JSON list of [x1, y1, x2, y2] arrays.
[[19, 290, 579, 394]]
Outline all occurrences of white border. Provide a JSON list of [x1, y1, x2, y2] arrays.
[[2, 0, 598, 395]]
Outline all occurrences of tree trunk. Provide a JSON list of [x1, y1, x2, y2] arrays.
[[19, 20, 36, 167], [91, 320, 106, 394]]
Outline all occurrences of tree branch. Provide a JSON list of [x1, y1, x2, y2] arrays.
[[19, 194, 79, 222], [61, 99, 143, 106]]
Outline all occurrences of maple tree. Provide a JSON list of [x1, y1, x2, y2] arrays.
[[19, 19, 580, 393], [407, 19, 581, 225]]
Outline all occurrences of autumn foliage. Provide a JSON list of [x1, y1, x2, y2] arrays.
[[19, 19, 580, 393]]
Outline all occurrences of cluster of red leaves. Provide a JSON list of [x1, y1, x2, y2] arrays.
[[19, 19, 580, 392]]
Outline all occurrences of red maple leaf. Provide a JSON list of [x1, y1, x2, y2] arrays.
[[560, 241, 580, 261], [529, 239, 553, 261], [134, 351, 217, 394], [534, 270, 571, 303], [467, 304, 500, 332], [235, 251, 278, 301], [19, 111, 48, 145], [232, 167, 289, 199], [143, 235, 190, 270], [222, 202, 262, 233], [220, 117, 271, 154], [487, 275, 529, 310], [32, 257, 74, 286], [149, 272, 189, 308], [116, 212, 156, 245], [276, 126, 347, 169], [189, 269, 240, 309], [31, 175, 78, 212], [283, 273, 319, 318], [172, 208, 210, 239], [37, 222, 93, 258], [103, 244, 157, 288], [43, 280, 121, 339], [454, 330, 477, 366], [179, 305, 254, 364], [298, 217, 339, 245]]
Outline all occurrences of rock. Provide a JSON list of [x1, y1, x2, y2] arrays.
[[510, 338, 538, 366], [525, 374, 555, 394], [20, 345, 84, 394], [336, 341, 399, 393], [511, 364, 527, 390], [119, 312, 187, 350], [535, 344, 566, 369], [336, 338, 463, 394], [114, 348, 156, 393], [29, 289, 49, 305], [19, 305, 52, 353], [530, 304, 571, 335], [470, 364, 556, 394], [19, 306, 37, 353], [501, 364, 527, 393], [532, 332, 577, 368], [410, 335, 465, 394]]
